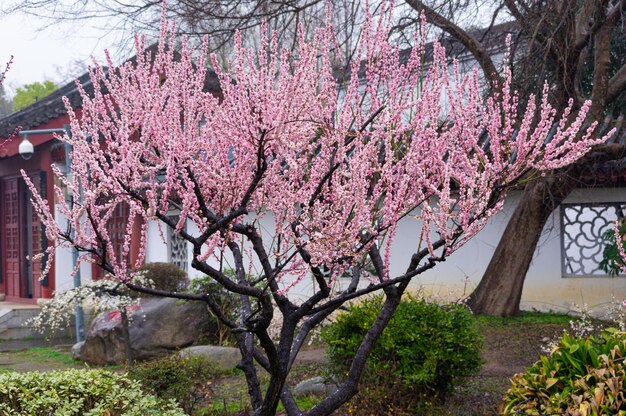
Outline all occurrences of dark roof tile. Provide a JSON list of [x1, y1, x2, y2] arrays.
[[0, 45, 220, 137]]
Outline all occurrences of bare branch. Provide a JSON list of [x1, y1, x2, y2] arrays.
[[404, 0, 500, 86]]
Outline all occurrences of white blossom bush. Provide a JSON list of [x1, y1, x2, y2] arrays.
[[540, 299, 626, 354], [29, 273, 153, 335]]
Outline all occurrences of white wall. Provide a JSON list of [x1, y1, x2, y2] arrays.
[[394, 188, 626, 314], [53, 204, 93, 293], [145, 220, 170, 264], [523, 187, 626, 314], [52, 187, 626, 313], [178, 188, 626, 311]]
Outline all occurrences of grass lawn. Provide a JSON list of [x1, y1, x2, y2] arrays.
[[0, 345, 122, 373], [0, 346, 81, 373]]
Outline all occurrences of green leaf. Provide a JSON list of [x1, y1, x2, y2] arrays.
[[546, 378, 559, 389]]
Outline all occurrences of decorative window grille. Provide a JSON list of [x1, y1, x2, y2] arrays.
[[168, 215, 188, 272], [561, 203, 625, 277]]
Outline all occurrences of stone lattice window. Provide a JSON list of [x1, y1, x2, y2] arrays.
[[561, 203, 625, 277], [168, 215, 188, 272]]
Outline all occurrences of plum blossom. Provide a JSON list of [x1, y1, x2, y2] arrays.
[[20, 3, 611, 414]]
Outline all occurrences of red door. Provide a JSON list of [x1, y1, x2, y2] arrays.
[[2, 178, 20, 298], [1, 174, 46, 299], [93, 202, 130, 280], [25, 174, 43, 299]]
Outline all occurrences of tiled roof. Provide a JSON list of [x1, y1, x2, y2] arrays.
[[0, 71, 93, 137], [0, 45, 221, 138]]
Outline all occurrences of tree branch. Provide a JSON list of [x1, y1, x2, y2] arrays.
[[305, 287, 406, 416], [590, 0, 622, 119], [404, 0, 500, 86], [607, 61, 626, 104]]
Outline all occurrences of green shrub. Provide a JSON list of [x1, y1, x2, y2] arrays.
[[321, 295, 483, 405], [128, 354, 223, 414], [0, 368, 185, 416], [503, 328, 626, 415], [189, 274, 240, 345], [600, 221, 626, 276], [138, 262, 190, 295]]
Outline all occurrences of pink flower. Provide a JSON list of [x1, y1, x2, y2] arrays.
[[24, 5, 608, 290]]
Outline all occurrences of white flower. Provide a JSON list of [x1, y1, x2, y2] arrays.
[[27, 272, 153, 335]]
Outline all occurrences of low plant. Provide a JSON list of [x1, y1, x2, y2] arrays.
[[503, 328, 626, 415], [128, 354, 224, 414], [599, 215, 626, 276], [322, 294, 483, 408], [189, 273, 241, 345], [137, 262, 190, 295], [538, 299, 626, 355], [0, 368, 185, 415]]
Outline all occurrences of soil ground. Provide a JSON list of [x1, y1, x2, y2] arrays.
[[431, 317, 570, 416]]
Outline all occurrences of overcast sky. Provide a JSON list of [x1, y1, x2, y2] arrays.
[[0, 11, 134, 97], [0, 4, 506, 98]]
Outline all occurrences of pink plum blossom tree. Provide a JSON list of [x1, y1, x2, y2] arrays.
[[26, 5, 606, 415], [0, 56, 15, 147], [0, 57, 11, 85]]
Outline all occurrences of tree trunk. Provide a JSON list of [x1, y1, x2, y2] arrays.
[[467, 175, 574, 316]]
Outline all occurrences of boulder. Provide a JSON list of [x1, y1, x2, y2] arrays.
[[73, 298, 213, 365], [294, 376, 338, 397], [71, 341, 85, 361], [178, 345, 241, 369]]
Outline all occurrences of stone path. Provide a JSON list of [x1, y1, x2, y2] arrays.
[[295, 347, 325, 362]]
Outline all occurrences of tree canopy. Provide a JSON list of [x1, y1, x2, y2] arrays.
[[13, 80, 57, 112], [24, 5, 604, 414]]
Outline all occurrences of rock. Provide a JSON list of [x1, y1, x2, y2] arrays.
[[179, 345, 241, 369], [71, 341, 85, 361], [73, 298, 214, 365], [294, 376, 338, 397]]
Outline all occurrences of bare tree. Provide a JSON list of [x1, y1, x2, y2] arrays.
[[54, 58, 90, 85], [1, 0, 368, 65], [404, 0, 626, 316], [0, 86, 13, 117]]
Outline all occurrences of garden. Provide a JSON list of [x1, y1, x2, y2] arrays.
[[1, 290, 624, 415], [2, 0, 626, 415]]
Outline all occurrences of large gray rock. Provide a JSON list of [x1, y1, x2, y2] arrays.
[[178, 345, 241, 369], [294, 376, 338, 397], [71, 341, 85, 360], [73, 298, 213, 365]]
